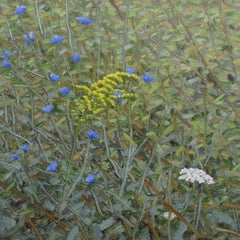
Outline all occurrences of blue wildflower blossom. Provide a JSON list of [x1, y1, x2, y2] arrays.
[[12, 153, 19, 160], [21, 145, 29, 153], [43, 105, 53, 114], [85, 173, 96, 184], [23, 32, 34, 45], [0, 50, 11, 59], [14, 5, 26, 15], [50, 35, 64, 44], [59, 87, 70, 95], [2, 59, 11, 68], [49, 73, 60, 82], [141, 72, 155, 83], [71, 52, 80, 63], [113, 92, 123, 101], [125, 67, 137, 74], [76, 16, 93, 25], [4, 50, 12, 57], [87, 130, 99, 139], [46, 162, 58, 172]]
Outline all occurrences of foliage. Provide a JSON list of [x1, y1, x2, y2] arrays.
[[0, 1, 240, 239]]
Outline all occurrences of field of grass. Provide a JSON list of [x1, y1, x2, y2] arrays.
[[0, 1, 240, 239]]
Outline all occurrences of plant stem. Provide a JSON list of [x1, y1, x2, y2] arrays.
[[193, 184, 203, 240], [58, 124, 81, 219], [67, 139, 91, 197]]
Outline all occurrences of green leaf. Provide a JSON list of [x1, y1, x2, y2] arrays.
[[66, 226, 79, 240], [0, 216, 16, 235], [123, 132, 136, 145], [55, 116, 66, 126]]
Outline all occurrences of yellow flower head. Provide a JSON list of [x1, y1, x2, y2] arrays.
[[73, 72, 140, 121]]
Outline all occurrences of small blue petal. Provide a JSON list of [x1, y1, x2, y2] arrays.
[[50, 35, 64, 44], [50, 73, 60, 82], [85, 173, 96, 184], [125, 67, 137, 74], [76, 16, 93, 25], [113, 92, 123, 101], [23, 32, 35, 46], [71, 52, 80, 63], [46, 162, 58, 172], [43, 105, 53, 114], [87, 130, 99, 139], [29, 32, 35, 42], [141, 73, 155, 83], [12, 153, 19, 160], [21, 145, 29, 153], [2, 59, 11, 68], [59, 87, 70, 95], [4, 50, 12, 57], [14, 5, 26, 15]]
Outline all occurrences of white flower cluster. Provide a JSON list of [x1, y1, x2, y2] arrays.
[[178, 168, 214, 185], [163, 211, 176, 220]]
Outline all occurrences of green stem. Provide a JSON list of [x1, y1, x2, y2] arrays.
[[58, 123, 80, 220], [119, 104, 134, 196], [67, 139, 91, 197], [18, 161, 40, 203], [193, 184, 203, 240]]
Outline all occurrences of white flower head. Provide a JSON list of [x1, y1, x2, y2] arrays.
[[178, 168, 214, 185], [163, 211, 176, 220]]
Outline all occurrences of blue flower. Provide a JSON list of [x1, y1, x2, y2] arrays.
[[71, 52, 80, 63], [2, 59, 11, 68], [43, 105, 53, 114], [21, 145, 29, 153], [12, 153, 19, 160], [49, 73, 60, 82], [141, 73, 155, 83], [85, 173, 96, 184], [50, 35, 64, 44], [14, 5, 26, 15], [46, 162, 58, 172], [0, 50, 11, 59], [126, 67, 137, 74], [59, 87, 70, 95], [76, 16, 93, 25], [87, 130, 99, 139], [4, 50, 12, 57], [113, 92, 123, 101], [23, 32, 34, 45]]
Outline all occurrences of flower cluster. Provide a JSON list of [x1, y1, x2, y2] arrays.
[[12, 145, 29, 160], [23, 32, 35, 46], [163, 211, 176, 220], [1, 50, 12, 69], [73, 71, 139, 121], [178, 168, 214, 185]]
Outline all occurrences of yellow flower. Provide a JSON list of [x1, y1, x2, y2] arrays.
[[73, 71, 140, 121]]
